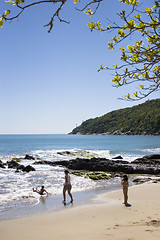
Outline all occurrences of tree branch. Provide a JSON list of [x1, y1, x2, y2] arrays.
[[4, 0, 68, 33]]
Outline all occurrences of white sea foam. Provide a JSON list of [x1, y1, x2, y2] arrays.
[[0, 146, 158, 214], [0, 150, 104, 211], [31, 149, 112, 161], [141, 148, 160, 154], [0, 134, 159, 218]]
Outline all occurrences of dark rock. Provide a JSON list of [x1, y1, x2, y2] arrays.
[[24, 154, 35, 160], [7, 160, 20, 169], [7, 160, 35, 173], [144, 154, 160, 160], [17, 164, 25, 171], [34, 160, 69, 167], [132, 154, 160, 165], [132, 177, 152, 185], [34, 158, 133, 174], [0, 160, 5, 168], [114, 160, 128, 164], [153, 179, 160, 183], [33, 154, 160, 175], [22, 165, 36, 173], [57, 151, 71, 155], [112, 155, 123, 160]]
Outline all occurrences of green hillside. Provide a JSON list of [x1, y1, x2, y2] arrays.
[[70, 99, 160, 135]]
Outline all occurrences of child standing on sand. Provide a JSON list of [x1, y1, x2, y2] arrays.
[[121, 175, 129, 206], [63, 169, 73, 204]]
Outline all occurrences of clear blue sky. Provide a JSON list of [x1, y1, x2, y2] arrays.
[[0, 0, 158, 134]]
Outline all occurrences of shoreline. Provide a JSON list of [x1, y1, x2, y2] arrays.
[[0, 185, 121, 221], [1, 183, 160, 240], [69, 133, 160, 136]]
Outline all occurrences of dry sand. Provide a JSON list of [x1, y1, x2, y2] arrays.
[[0, 183, 160, 240]]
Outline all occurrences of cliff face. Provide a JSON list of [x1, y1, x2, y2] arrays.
[[69, 99, 160, 135]]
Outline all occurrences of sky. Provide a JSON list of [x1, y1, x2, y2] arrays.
[[0, 0, 159, 134]]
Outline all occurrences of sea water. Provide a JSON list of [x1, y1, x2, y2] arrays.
[[0, 134, 159, 219]]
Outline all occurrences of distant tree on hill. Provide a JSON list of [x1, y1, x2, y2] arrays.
[[70, 99, 160, 135], [1, 0, 160, 100]]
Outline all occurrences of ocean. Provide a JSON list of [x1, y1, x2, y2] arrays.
[[0, 134, 160, 220]]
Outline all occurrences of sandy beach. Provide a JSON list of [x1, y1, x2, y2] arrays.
[[0, 183, 160, 240]]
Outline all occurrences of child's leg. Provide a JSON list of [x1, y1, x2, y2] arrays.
[[63, 188, 66, 202], [124, 190, 128, 204], [68, 189, 73, 202], [125, 191, 128, 204]]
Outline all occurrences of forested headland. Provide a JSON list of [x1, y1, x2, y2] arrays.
[[69, 99, 160, 135]]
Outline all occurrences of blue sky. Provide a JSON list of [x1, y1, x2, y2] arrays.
[[0, 0, 158, 134]]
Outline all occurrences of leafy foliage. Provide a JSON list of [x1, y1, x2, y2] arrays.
[[87, 0, 160, 100], [0, 0, 160, 100], [70, 99, 160, 135], [0, 0, 102, 32]]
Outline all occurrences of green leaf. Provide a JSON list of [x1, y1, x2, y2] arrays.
[[112, 74, 122, 83], [121, 0, 129, 4], [124, 93, 130, 99], [137, 22, 146, 29], [113, 65, 118, 68], [118, 30, 125, 37], [84, 11, 89, 15], [98, 65, 105, 72], [133, 92, 138, 97], [112, 36, 118, 43], [100, 65, 104, 70], [120, 10, 126, 17], [127, 45, 132, 51], [129, 0, 139, 6], [0, 18, 3, 27], [4, 10, 10, 16], [87, 22, 96, 31], [108, 42, 114, 50], [84, 8, 93, 16], [128, 19, 135, 29]]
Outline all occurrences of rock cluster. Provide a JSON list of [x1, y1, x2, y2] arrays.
[[1, 154, 160, 176], [103, 130, 160, 136], [7, 160, 36, 173], [0, 155, 36, 173], [34, 154, 160, 175]]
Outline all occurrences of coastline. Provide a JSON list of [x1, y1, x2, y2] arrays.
[[1, 183, 160, 240], [68, 132, 160, 135], [0, 185, 121, 221]]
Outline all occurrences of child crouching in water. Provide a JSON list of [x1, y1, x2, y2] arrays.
[[33, 185, 49, 195], [121, 175, 129, 206]]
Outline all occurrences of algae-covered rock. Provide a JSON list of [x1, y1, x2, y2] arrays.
[[70, 171, 111, 180], [86, 172, 111, 180], [57, 150, 99, 159], [70, 171, 85, 177], [12, 158, 23, 162]]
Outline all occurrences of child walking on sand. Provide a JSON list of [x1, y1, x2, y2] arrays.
[[33, 185, 49, 195], [121, 175, 129, 206], [63, 169, 73, 204]]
